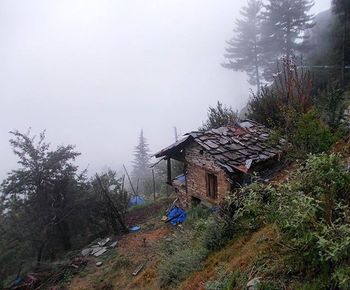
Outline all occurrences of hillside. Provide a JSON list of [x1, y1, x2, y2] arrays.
[[47, 164, 295, 290], [62, 149, 350, 290]]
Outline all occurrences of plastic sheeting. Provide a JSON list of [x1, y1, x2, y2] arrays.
[[167, 206, 187, 225], [129, 196, 145, 207], [129, 226, 141, 232]]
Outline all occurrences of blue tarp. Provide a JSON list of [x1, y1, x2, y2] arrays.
[[129, 196, 145, 207], [173, 174, 186, 183], [167, 206, 187, 225]]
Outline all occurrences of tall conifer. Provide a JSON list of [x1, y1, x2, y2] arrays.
[[131, 130, 151, 194], [223, 0, 264, 93], [261, 0, 314, 79]]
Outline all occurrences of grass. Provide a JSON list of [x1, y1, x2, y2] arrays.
[[179, 224, 279, 290]]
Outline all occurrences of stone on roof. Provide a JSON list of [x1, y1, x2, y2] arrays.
[[154, 120, 286, 174]]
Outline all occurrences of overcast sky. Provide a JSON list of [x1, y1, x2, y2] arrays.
[[0, 0, 331, 179]]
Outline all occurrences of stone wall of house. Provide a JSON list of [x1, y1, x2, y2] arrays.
[[181, 143, 231, 208]]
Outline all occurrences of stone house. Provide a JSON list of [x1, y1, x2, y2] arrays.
[[154, 120, 286, 208]]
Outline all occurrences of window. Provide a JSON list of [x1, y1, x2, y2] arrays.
[[206, 173, 218, 199]]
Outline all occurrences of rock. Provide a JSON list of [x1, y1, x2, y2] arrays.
[[93, 247, 107, 257], [96, 261, 103, 267], [90, 246, 103, 255], [109, 241, 118, 248], [81, 248, 92, 256], [98, 237, 111, 247], [246, 277, 261, 290]]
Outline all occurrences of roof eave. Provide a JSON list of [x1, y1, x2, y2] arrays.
[[154, 135, 193, 158]]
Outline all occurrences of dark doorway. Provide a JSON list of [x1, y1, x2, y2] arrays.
[[191, 196, 201, 207]]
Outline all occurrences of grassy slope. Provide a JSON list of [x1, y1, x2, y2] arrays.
[[179, 224, 279, 290]]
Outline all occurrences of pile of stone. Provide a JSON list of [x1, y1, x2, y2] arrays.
[[81, 237, 118, 258]]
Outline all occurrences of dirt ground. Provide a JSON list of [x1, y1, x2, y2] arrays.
[[67, 198, 174, 290], [65, 198, 281, 290]]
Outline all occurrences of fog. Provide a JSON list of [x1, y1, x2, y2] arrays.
[[0, 0, 331, 179]]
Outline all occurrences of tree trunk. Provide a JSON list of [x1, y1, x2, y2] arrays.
[[341, 10, 348, 88], [253, 16, 261, 95], [255, 56, 261, 95], [96, 176, 129, 233], [36, 242, 46, 266], [286, 15, 292, 63], [58, 221, 72, 251]]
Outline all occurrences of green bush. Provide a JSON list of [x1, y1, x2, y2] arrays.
[[158, 246, 207, 288], [225, 183, 277, 231], [291, 110, 337, 155], [212, 154, 350, 289], [316, 82, 347, 131], [202, 183, 278, 252], [274, 154, 350, 288], [296, 153, 350, 204], [201, 217, 236, 251], [157, 153, 350, 289], [188, 205, 212, 220]]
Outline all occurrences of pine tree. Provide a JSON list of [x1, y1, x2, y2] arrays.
[[223, 0, 264, 93], [262, 0, 314, 79], [131, 130, 151, 194], [332, 0, 350, 19], [332, 0, 350, 87]]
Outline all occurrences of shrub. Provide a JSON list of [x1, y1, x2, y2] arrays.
[[247, 86, 284, 128], [315, 82, 347, 131], [158, 246, 207, 288], [201, 217, 236, 251], [200, 101, 238, 131], [188, 205, 212, 220], [274, 154, 350, 288], [295, 153, 350, 224], [291, 110, 337, 155], [297, 154, 350, 198], [202, 183, 278, 252], [248, 57, 313, 131], [223, 183, 278, 231]]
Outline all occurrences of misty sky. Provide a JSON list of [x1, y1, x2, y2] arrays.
[[0, 0, 331, 179]]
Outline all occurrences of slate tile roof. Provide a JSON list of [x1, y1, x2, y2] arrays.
[[155, 120, 286, 174]]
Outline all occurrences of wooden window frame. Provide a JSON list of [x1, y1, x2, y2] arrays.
[[206, 172, 218, 199]]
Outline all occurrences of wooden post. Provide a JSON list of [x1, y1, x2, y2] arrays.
[[136, 178, 139, 195], [123, 164, 137, 196], [121, 174, 125, 193], [152, 169, 156, 201], [167, 158, 172, 185]]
